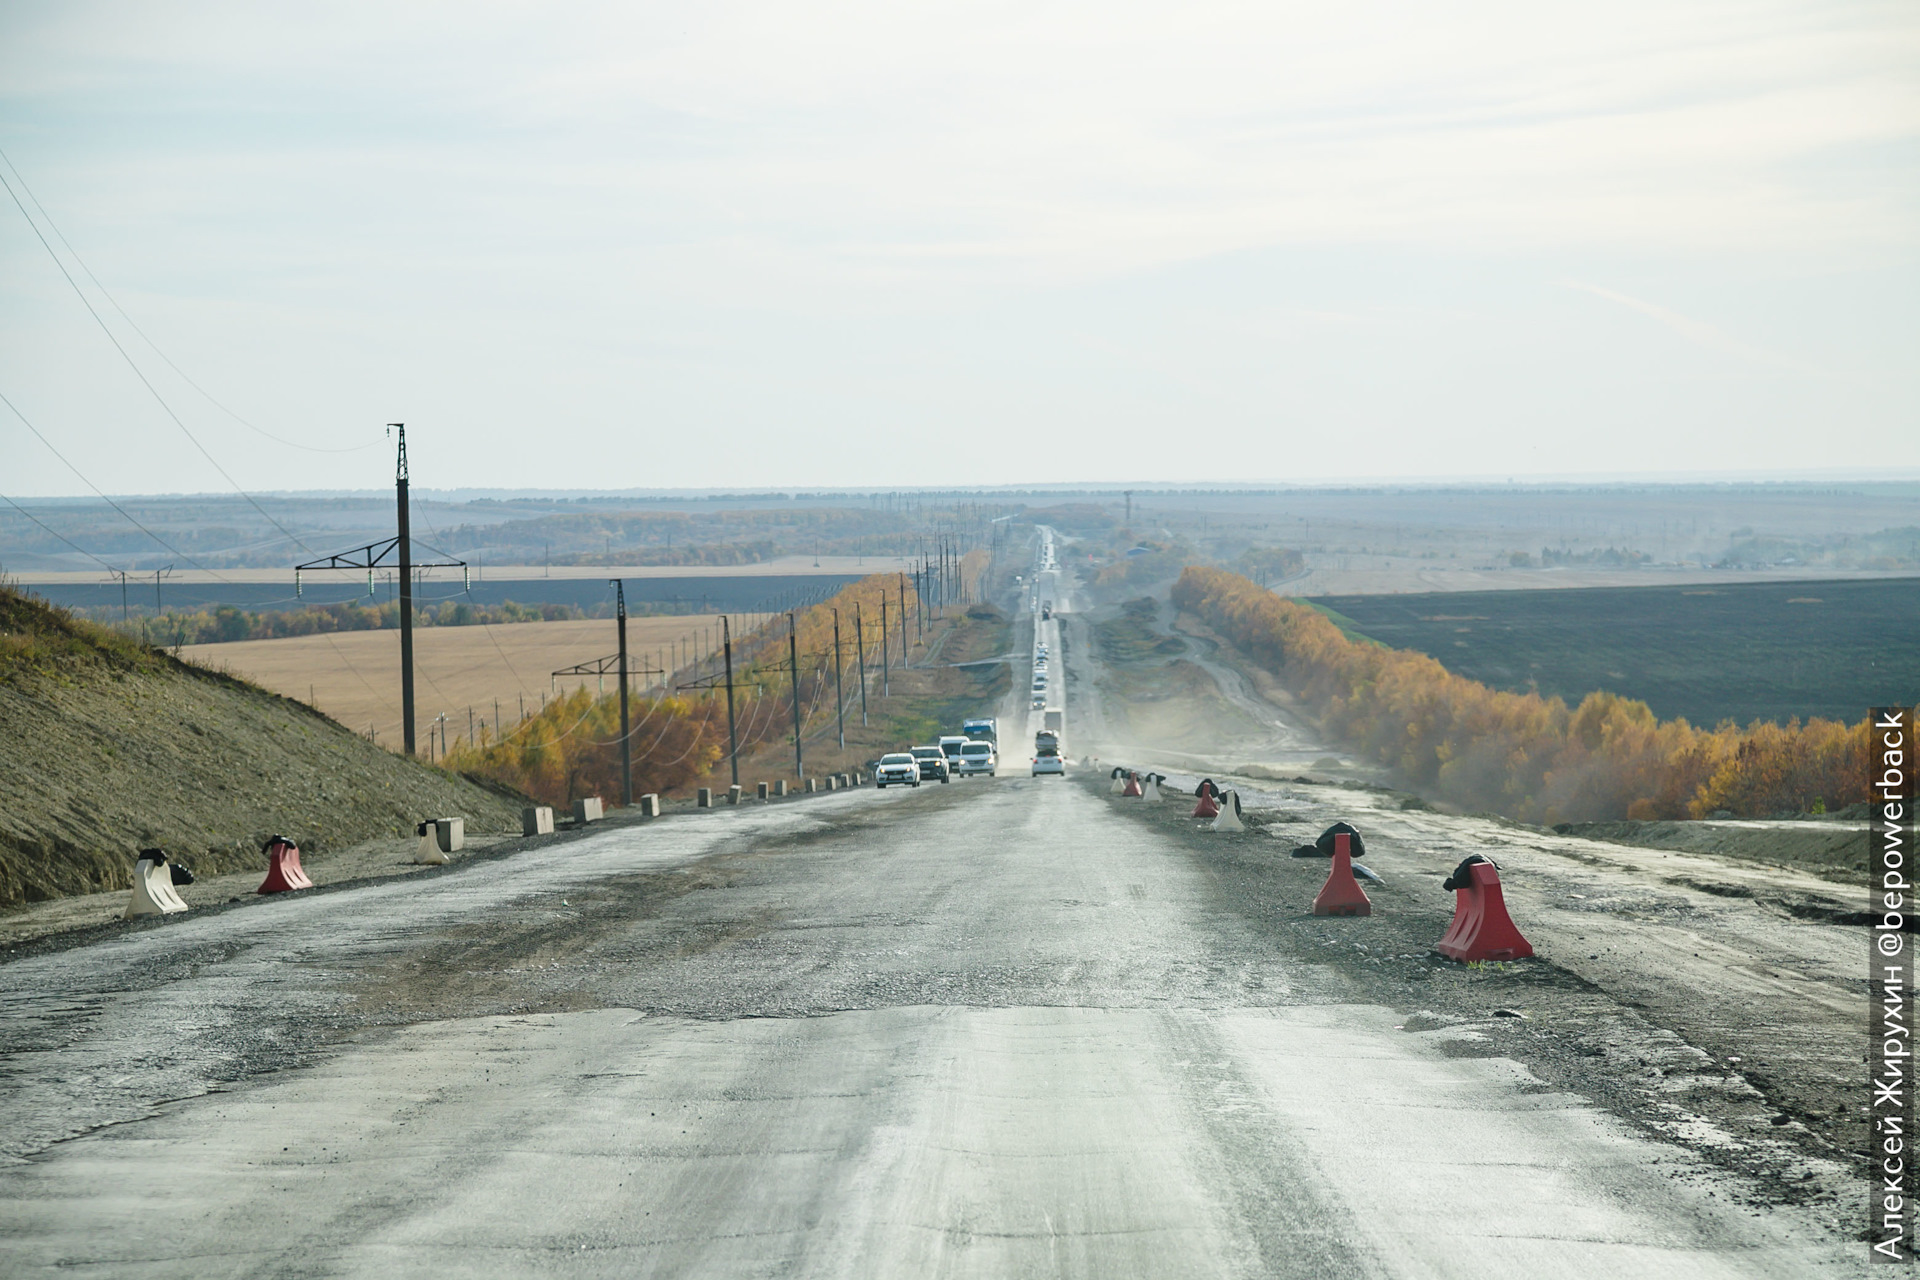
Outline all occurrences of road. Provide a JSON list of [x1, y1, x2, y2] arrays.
[[0, 777, 1849, 1278], [0, 534, 1865, 1276]]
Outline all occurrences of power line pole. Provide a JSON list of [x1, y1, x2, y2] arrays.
[[879, 595, 889, 697], [395, 425, 417, 756], [901, 574, 912, 653], [614, 578, 631, 806], [854, 603, 868, 726], [722, 614, 739, 787], [787, 611, 803, 781], [108, 569, 130, 623], [832, 607, 845, 749]]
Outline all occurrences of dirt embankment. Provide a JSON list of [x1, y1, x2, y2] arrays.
[[1553, 818, 1867, 886], [1, 587, 524, 907]]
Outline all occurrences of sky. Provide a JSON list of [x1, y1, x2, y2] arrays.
[[1, 0, 1915, 496]]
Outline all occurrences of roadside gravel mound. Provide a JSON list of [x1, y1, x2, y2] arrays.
[[1553, 818, 1865, 883], [0, 586, 523, 907]]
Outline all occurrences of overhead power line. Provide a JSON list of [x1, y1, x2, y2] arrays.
[[0, 490, 121, 572], [0, 388, 228, 578], [0, 161, 318, 556], [0, 147, 377, 457]]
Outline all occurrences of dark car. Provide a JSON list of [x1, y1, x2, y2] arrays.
[[910, 745, 951, 783]]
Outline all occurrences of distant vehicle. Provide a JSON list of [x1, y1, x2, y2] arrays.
[[1033, 730, 1064, 777], [910, 744, 951, 783], [875, 753, 919, 788], [957, 741, 997, 776], [1042, 605, 1052, 620], [1043, 709, 1063, 734], [939, 735, 968, 772], [1031, 694, 1046, 709], [962, 717, 998, 744]]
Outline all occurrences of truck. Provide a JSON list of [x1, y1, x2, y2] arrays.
[[1043, 709, 1063, 735], [961, 717, 997, 744]]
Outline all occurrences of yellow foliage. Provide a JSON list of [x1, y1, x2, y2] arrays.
[[1172, 567, 1869, 822]]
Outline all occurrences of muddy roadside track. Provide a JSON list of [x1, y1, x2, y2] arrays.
[[1080, 771, 1864, 1242]]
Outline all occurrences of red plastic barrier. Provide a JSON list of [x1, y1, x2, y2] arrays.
[[1121, 772, 1143, 798], [1434, 862, 1534, 962], [1192, 791, 1219, 819], [257, 837, 314, 895], [1312, 832, 1372, 917]]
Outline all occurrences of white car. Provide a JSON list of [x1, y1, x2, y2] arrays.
[[957, 741, 997, 776], [875, 753, 920, 788], [1032, 753, 1065, 777]]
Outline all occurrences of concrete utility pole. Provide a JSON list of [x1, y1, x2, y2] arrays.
[[833, 608, 845, 750], [1124, 490, 1133, 524], [395, 425, 417, 756], [722, 615, 739, 787], [901, 574, 912, 650], [615, 579, 631, 806], [787, 612, 803, 782], [854, 604, 868, 726], [879, 596, 889, 697]]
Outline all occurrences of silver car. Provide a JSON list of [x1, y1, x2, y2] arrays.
[[957, 741, 997, 776]]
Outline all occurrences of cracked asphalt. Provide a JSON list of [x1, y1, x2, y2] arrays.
[[0, 774, 1864, 1277]]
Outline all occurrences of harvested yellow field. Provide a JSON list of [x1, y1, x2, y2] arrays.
[[182, 615, 774, 749]]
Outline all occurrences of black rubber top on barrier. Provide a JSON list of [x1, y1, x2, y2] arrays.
[[1442, 853, 1498, 891], [1315, 821, 1365, 860]]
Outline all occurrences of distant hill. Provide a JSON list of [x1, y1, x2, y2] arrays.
[[0, 584, 523, 908]]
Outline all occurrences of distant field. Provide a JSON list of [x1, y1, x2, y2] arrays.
[[184, 615, 773, 747], [1312, 578, 1920, 727]]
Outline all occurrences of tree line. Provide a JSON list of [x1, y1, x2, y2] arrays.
[[1171, 566, 1868, 823], [438, 573, 927, 808]]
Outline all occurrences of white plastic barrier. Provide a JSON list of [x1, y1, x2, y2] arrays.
[[574, 797, 604, 824], [638, 794, 661, 817], [1211, 790, 1246, 832], [124, 853, 189, 918], [522, 806, 554, 836], [416, 821, 450, 865], [1142, 776, 1162, 802]]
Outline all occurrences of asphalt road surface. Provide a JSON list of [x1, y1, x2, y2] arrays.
[[0, 777, 1853, 1278]]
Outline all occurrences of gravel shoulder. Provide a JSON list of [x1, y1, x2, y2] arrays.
[[1069, 583, 1869, 1246]]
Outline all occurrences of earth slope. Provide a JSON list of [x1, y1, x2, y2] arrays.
[[0, 586, 522, 907]]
